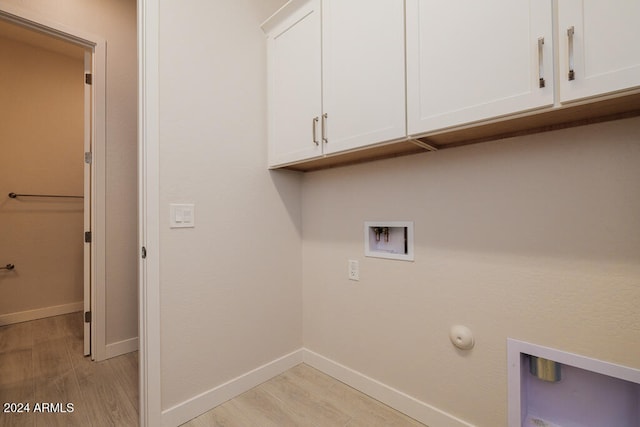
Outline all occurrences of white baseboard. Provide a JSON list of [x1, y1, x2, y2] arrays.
[[159, 347, 474, 427], [161, 349, 304, 427], [0, 302, 83, 326], [303, 349, 475, 427], [105, 337, 139, 359]]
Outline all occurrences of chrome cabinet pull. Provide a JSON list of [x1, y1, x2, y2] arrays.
[[312, 116, 319, 145], [321, 113, 328, 144], [567, 26, 575, 81], [537, 37, 545, 88]]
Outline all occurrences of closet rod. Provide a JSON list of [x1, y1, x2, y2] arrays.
[[8, 192, 83, 199], [1, 264, 15, 271]]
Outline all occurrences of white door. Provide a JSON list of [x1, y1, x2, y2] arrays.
[[83, 49, 92, 357], [266, 0, 322, 167], [558, 0, 640, 103], [406, 0, 554, 135], [322, 0, 406, 154]]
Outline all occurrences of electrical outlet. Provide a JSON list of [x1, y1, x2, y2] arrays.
[[348, 259, 360, 281]]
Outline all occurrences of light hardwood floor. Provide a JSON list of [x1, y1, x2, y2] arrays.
[[2, 313, 425, 426], [0, 312, 138, 427], [181, 364, 427, 427]]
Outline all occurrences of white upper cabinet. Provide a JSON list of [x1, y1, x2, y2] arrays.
[[265, 0, 322, 167], [264, 1, 640, 171], [558, 0, 640, 103], [263, 0, 405, 167], [322, 0, 405, 155], [406, 0, 554, 136]]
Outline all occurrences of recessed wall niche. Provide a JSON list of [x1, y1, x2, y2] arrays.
[[507, 339, 640, 427], [364, 221, 414, 261]]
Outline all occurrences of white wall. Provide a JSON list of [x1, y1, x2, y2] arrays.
[[150, 1, 639, 425], [158, 0, 302, 411], [302, 117, 640, 426], [0, 36, 84, 320], [0, 0, 138, 349]]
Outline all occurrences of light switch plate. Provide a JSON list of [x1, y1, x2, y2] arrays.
[[170, 203, 195, 228]]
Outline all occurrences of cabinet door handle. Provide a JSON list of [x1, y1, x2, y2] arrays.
[[312, 116, 319, 145], [321, 113, 328, 144], [537, 37, 545, 88], [567, 26, 575, 81]]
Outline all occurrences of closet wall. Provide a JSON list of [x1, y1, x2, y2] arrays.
[[0, 0, 138, 353], [158, 0, 303, 411], [0, 35, 84, 321]]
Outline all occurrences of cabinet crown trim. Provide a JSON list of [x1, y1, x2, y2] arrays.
[[261, 0, 311, 34]]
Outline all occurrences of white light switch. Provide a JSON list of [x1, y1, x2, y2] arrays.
[[170, 204, 195, 228]]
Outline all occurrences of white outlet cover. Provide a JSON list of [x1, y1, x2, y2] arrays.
[[348, 259, 360, 281]]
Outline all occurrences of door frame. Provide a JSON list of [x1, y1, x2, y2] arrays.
[[138, 0, 162, 425], [83, 49, 92, 357], [0, 5, 107, 360]]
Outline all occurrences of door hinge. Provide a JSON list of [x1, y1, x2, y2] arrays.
[[84, 311, 91, 323], [84, 152, 92, 164], [84, 231, 92, 243], [141, 246, 147, 259], [85, 73, 92, 85]]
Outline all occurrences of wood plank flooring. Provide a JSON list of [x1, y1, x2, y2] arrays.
[[181, 364, 427, 427], [0, 313, 138, 427], [2, 313, 426, 426]]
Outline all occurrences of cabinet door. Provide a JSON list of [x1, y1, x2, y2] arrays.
[[558, 0, 640, 103], [266, 0, 322, 167], [322, 0, 406, 154], [406, 0, 554, 135]]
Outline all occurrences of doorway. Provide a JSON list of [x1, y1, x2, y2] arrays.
[[0, 5, 140, 425], [0, 16, 94, 356]]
